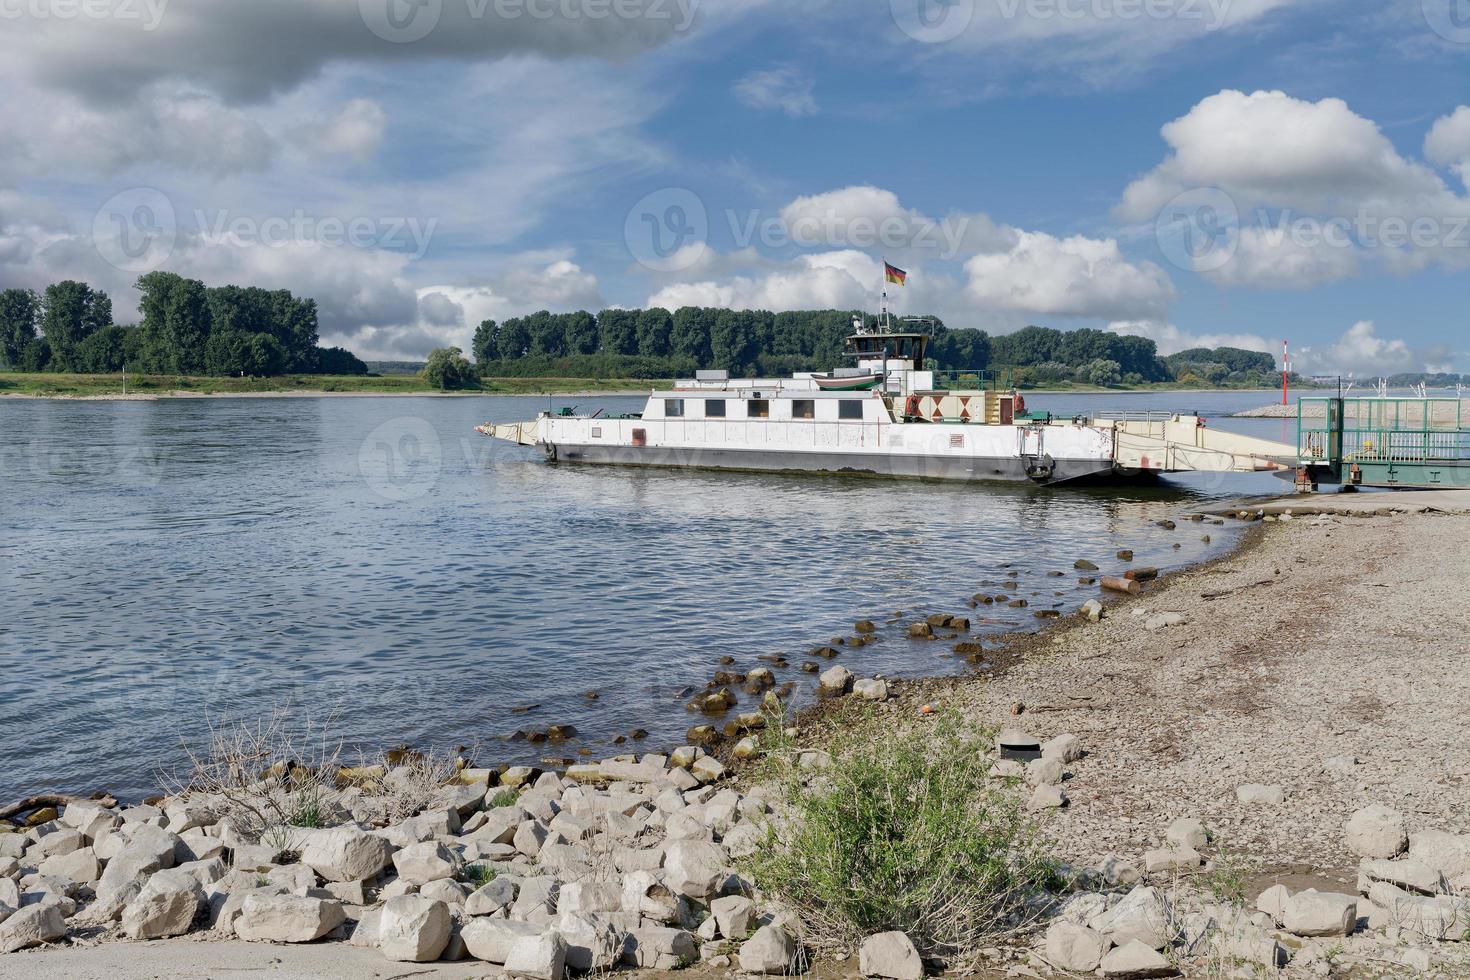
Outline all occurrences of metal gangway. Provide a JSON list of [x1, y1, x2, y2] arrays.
[[1296, 396, 1470, 488], [1096, 412, 1298, 476]]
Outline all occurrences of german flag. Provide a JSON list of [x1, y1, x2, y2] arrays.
[[884, 262, 907, 286]]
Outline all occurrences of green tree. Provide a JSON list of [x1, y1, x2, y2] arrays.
[[930, 328, 992, 372], [75, 326, 130, 373], [20, 337, 51, 371], [422, 346, 479, 390], [710, 309, 757, 374], [561, 311, 597, 356], [497, 317, 531, 360], [136, 272, 212, 374], [1084, 358, 1123, 386], [317, 346, 368, 375], [991, 325, 1062, 367], [635, 307, 672, 357], [0, 288, 40, 368], [670, 307, 713, 364], [42, 281, 112, 371], [472, 319, 499, 365], [596, 309, 638, 356]]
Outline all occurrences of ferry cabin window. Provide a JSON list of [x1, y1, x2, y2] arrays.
[[792, 399, 815, 420], [838, 400, 863, 420], [747, 398, 770, 418], [705, 399, 726, 418], [665, 398, 684, 417]]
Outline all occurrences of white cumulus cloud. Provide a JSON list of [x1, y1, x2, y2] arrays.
[[963, 230, 1175, 320]]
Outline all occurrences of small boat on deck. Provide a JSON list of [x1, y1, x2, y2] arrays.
[[811, 372, 884, 391]]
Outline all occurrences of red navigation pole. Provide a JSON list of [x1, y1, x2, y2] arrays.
[[1281, 339, 1290, 406]]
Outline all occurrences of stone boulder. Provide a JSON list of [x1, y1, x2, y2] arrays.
[[0, 903, 65, 953], [853, 678, 890, 702], [504, 929, 568, 980], [1282, 890, 1357, 937], [739, 923, 798, 974], [663, 839, 724, 899], [1099, 939, 1176, 977], [818, 665, 853, 694], [1345, 805, 1408, 859], [462, 918, 542, 964], [465, 877, 518, 916], [1165, 818, 1209, 851], [858, 931, 923, 980], [625, 925, 697, 969], [378, 895, 452, 962], [121, 869, 205, 940], [392, 840, 461, 885], [234, 894, 345, 943], [710, 894, 756, 939], [300, 827, 394, 883], [1090, 886, 1173, 950], [1045, 920, 1108, 973], [554, 911, 626, 971]]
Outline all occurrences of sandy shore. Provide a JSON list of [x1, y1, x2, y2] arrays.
[[848, 493, 1470, 883]]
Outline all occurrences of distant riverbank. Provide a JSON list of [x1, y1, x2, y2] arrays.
[[0, 371, 1289, 401], [0, 372, 670, 399]]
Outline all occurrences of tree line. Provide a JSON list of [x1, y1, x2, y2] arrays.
[[466, 307, 1280, 387], [0, 274, 367, 377]]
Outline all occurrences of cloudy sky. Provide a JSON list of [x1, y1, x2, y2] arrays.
[[2, 0, 1468, 374]]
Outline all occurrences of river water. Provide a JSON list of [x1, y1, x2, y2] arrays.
[[0, 390, 1304, 801]]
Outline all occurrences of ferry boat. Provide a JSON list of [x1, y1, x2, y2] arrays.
[[478, 316, 1299, 486]]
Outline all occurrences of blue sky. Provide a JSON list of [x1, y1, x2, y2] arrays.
[[1, 0, 1468, 374]]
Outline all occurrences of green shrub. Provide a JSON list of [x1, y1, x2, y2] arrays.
[[748, 712, 1059, 956]]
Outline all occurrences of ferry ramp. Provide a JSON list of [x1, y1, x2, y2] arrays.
[[1099, 413, 1298, 475]]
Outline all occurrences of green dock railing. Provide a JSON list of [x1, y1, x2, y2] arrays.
[[1298, 396, 1470, 486]]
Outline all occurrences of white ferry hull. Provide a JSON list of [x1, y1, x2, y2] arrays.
[[493, 414, 1118, 485], [545, 442, 1114, 484]]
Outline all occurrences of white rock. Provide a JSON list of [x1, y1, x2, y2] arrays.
[[625, 925, 698, 969], [1042, 733, 1084, 763], [35, 829, 83, 858], [1344, 805, 1407, 860], [1165, 818, 1209, 851], [853, 678, 890, 701], [1044, 920, 1108, 973], [234, 893, 345, 943], [300, 827, 394, 883], [1099, 939, 1176, 977], [461, 918, 542, 963], [1360, 857, 1442, 895], [1255, 883, 1291, 923], [39, 847, 100, 885], [663, 839, 725, 899], [0, 902, 65, 953], [378, 895, 452, 962], [513, 820, 549, 858], [1144, 844, 1201, 873], [211, 884, 288, 935], [858, 930, 923, 980], [419, 878, 468, 907], [554, 911, 625, 971], [465, 878, 518, 916], [1027, 757, 1065, 787], [1235, 784, 1284, 805], [1282, 891, 1357, 937], [1090, 886, 1173, 950], [1027, 784, 1066, 811], [392, 840, 461, 885], [710, 894, 756, 939], [1144, 612, 1187, 631], [818, 665, 853, 694], [121, 869, 205, 940], [1098, 855, 1141, 887], [559, 880, 622, 915], [503, 929, 568, 980], [1409, 829, 1470, 878], [1081, 599, 1104, 622], [739, 923, 798, 974]]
